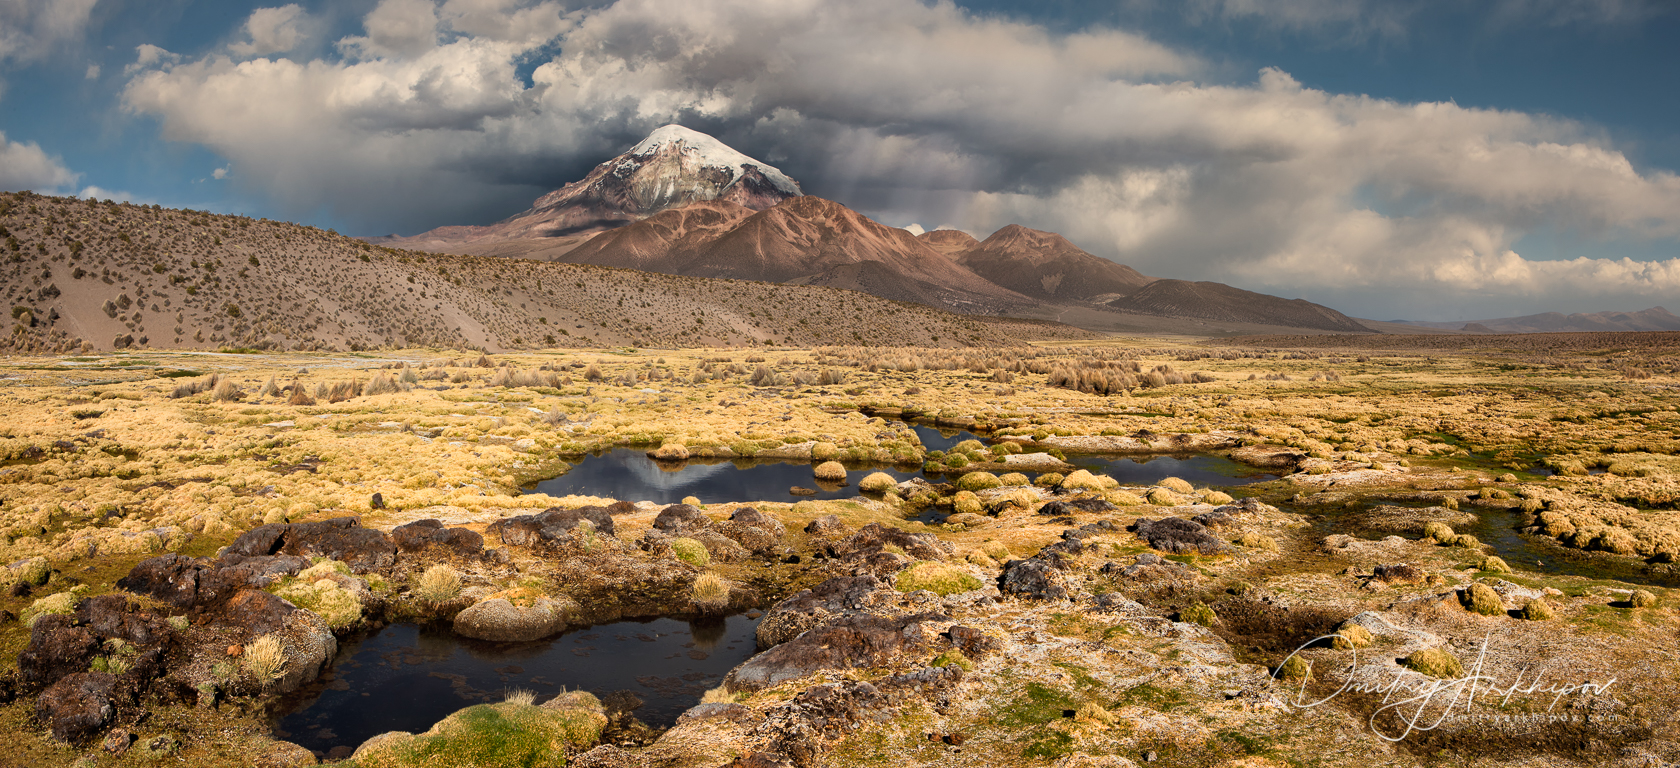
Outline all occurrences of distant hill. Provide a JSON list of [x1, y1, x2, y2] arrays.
[[1395, 307, 1680, 333], [0, 191, 1094, 353], [939, 224, 1153, 303], [1106, 280, 1372, 333]]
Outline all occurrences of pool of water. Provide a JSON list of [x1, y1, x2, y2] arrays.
[[1306, 501, 1680, 589], [527, 447, 1276, 504], [273, 614, 760, 755], [906, 422, 988, 452], [524, 448, 925, 504], [1062, 453, 1279, 487]]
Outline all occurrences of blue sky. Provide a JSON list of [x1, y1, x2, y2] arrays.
[[2, 0, 1678, 321]]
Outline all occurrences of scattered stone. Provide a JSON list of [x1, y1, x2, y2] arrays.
[[1132, 517, 1225, 555], [453, 596, 572, 642], [1000, 558, 1069, 600], [36, 672, 118, 743], [804, 515, 846, 536]]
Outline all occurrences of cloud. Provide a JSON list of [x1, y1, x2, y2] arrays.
[[212, 166, 229, 180], [85, 63, 98, 79], [118, 0, 1680, 318], [0, 0, 100, 65], [230, 4, 319, 57], [0, 131, 80, 192], [78, 185, 143, 203], [125, 43, 181, 75]]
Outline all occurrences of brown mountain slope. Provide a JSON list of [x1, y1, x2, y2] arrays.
[[918, 229, 979, 255], [1106, 279, 1372, 333], [0, 191, 1093, 353], [557, 200, 756, 272], [950, 224, 1153, 302], [561, 196, 1033, 315]]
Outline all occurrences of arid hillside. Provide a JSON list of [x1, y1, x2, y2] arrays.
[[0, 191, 1094, 354], [941, 224, 1153, 303], [1107, 279, 1372, 333]]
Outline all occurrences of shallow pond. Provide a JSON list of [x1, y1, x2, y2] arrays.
[[1310, 501, 1680, 589], [528, 447, 1279, 505], [273, 614, 760, 756]]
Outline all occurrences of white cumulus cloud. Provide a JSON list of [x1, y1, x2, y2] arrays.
[[0, 131, 80, 192], [229, 4, 319, 57], [0, 0, 100, 64]]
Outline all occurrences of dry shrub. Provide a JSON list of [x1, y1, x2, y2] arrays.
[[417, 564, 462, 604], [504, 689, 537, 706], [287, 380, 315, 406], [211, 378, 243, 402], [242, 634, 287, 685], [363, 373, 400, 396], [691, 572, 731, 613]]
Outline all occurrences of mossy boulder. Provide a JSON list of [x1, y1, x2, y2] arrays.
[[997, 472, 1030, 486], [951, 491, 983, 516], [1519, 598, 1555, 621], [1202, 490, 1234, 505], [1460, 583, 1505, 616], [1062, 469, 1118, 491], [348, 694, 606, 767], [1332, 623, 1373, 650], [955, 472, 1002, 491], [1479, 556, 1511, 573], [1630, 589, 1658, 608], [1033, 473, 1065, 488], [1178, 601, 1216, 627], [1159, 477, 1193, 494], [1276, 655, 1310, 680], [453, 593, 574, 642], [1422, 521, 1455, 542], [813, 461, 847, 481], [670, 538, 710, 566], [858, 472, 899, 493], [1403, 648, 1465, 678]]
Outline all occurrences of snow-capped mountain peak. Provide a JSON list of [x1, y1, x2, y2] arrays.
[[622, 125, 802, 197]]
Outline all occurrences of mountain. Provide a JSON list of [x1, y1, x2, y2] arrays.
[[383, 125, 801, 246], [0, 191, 1094, 354], [563, 195, 1033, 314], [1105, 280, 1372, 333], [918, 229, 979, 255], [941, 224, 1152, 302], [1395, 307, 1680, 334]]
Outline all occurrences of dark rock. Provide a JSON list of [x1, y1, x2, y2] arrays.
[[370, 492, 385, 510], [539, 505, 616, 537], [855, 551, 912, 578], [486, 515, 545, 547], [1000, 558, 1070, 600], [1191, 511, 1234, 529], [210, 588, 296, 635], [36, 672, 119, 743], [726, 614, 941, 691], [944, 625, 997, 657], [730, 507, 782, 534], [1373, 563, 1424, 584], [392, 519, 486, 556], [17, 614, 98, 690], [652, 504, 708, 532], [756, 576, 888, 649], [689, 530, 751, 563], [102, 727, 135, 755], [116, 554, 202, 608], [10, 581, 30, 597], [831, 523, 952, 562], [1133, 517, 1226, 555], [1038, 498, 1118, 516], [789, 486, 817, 496], [804, 515, 845, 535], [225, 517, 395, 572]]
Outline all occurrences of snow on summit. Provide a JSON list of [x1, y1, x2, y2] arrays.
[[625, 125, 802, 196]]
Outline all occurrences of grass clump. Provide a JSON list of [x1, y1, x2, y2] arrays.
[[997, 472, 1029, 486], [1235, 532, 1279, 551], [1275, 655, 1310, 680], [951, 490, 983, 516], [670, 537, 710, 566], [21, 591, 79, 626], [813, 461, 847, 481], [894, 561, 982, 596], [503, 689, 536, 707], [1520, 598, 1555, 621], [1630, 589, 1658, 608], [931, 648, 974, 671], [1159, 477, 1193, 494], [1178, 601, 1216, 627], [276, 578, 362, 631], [691, 572, 731, 613], [1332, 623, 1373, 650], [956, 471, 1002, 491], [1106, 490, 1145, 506], [1062, 469, 1118, 491], [5, 556, 51, 587], [858, 472, 899, 493], [1461, 583, 1505, 616], [417, 564, 462, 604], [243, 635, 287, 686], [1479, 556, 1511, 573], [1403, 648, 1465, 678], [1422, 521, 1455, 542], [1202, 490, 1233, 505], [1033, 472, 1064, 488], [1146, 488, 1181, 506]]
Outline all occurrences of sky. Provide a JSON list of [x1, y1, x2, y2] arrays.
[[1, 0, 1678, 322]]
